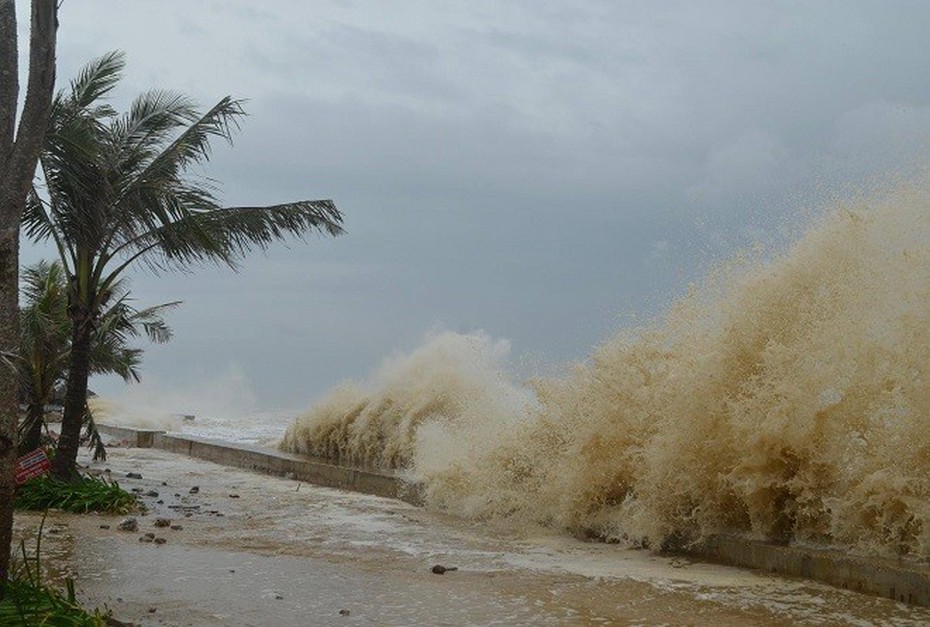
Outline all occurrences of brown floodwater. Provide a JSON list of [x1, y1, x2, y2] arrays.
[[13, 447, 930, 626]]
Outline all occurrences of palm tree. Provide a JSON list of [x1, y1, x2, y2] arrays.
[[23, 52, 344, 479], [17, 259, 178, 457]]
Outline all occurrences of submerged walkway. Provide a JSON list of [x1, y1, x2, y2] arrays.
[[97, 424, 930, 611]]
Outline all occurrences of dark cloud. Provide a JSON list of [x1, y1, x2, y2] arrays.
[[35, 0, 930, 409]]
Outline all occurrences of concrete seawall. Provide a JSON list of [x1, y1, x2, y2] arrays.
[[95, 424, 930, 607]]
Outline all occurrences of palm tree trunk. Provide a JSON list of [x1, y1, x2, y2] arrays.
[[51, 318, 92, 481], [20, 402, 45, 454], [0, 228, 20, 582]]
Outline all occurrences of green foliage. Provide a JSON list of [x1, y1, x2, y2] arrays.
[[15, 475, 138, 515], [24, 50, 342, 476], [17, 258, 178, 457], [0, 517, 108, 626]]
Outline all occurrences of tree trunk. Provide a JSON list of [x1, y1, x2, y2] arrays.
[[20, 401, 44, 454], [51, 318, 92, 481], [0, 0, 57, 585], [0, 227, 19, 582]]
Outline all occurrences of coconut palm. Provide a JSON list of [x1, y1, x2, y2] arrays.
[[23, 51, 344, 479], [17, 259, 178, 458]]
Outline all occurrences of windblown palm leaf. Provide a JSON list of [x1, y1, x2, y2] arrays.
[[17, 260, 178, 459], [23, 52, 344, 478]]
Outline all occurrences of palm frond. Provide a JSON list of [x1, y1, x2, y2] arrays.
[[67, 50, 125, 111]]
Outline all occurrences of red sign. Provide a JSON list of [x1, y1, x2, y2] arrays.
[[16, 448, 51, 484]]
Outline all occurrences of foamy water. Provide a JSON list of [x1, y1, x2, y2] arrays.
[[90, 398, 295, 446], [282, 182, 930, 559]]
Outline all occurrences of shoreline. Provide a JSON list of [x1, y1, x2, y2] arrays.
[[96, 423, 930, 609], [15, 438, 930, 626]]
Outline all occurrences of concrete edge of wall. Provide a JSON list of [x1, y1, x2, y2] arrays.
[[95, 425, 930, 607], [676, 534, 930, 606]]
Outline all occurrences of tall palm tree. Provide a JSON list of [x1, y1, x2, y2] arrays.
[[17, 259, 178, 456], [23, 52, 345, 479]]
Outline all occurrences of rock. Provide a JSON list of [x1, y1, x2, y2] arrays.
[[139, 535, 153, 543], [154, 537, 167, 545], [228, 494, 240, 499], [99, 524, 110, 530], [161, 481, 167, 486], [170, 525, 183, 531], [144, 532, 155, 539], [117, 518, 138, 532], [431, 565, 458, 575], [126, 472, 143, 479], [145, 490, 159, 498], [274, 594, 283, 600], [130, 488, 143, 493], [188, 486, 199, 494], [339, 609, 351, 616], [154, 518, 171, 528], [156, 500, 164, 504]]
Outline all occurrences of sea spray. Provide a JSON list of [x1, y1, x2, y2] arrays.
[[280, 331, 535, 468], [282, 183, 930, 558]]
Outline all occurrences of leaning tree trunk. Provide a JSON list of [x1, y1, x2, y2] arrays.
[[20, 400, 45, 454], [51, 317, 93, 481]]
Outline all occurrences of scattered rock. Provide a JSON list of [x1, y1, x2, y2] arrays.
[[154, 537, 167, 545], [145, 490, 159, 497], [339, 609, 351, 617], [130, 487, 143, 493], [154, 518, 171, 528], [148, 607, 156, 613], [228, 494, 240, 499], [189, 486, 200, 494], [274, 594, 283, 600], [117, 518, 138, 532], [184, 512, 193, 518], [431, 565, 458, 575], [229, 569, 235, 573], [161, 481, 167, 486], [170, 525, 183, 531], [126, 472, 142, 479], [156, 500, 164, 505], [139, 535, 153, 543], [144, 532, 155, 539], [99, 524, 110, 530]]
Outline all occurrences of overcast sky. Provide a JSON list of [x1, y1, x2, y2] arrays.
[[20, 1, 930, 414]]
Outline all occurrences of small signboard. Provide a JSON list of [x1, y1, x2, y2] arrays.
[[15, 448, 51, 484]]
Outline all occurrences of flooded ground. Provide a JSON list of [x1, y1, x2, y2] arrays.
[[13, 447, 930, 626]]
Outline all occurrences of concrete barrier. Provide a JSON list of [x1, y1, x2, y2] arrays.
[[152, 433, 423, 505], [99, 425, 930, 607], [675, 534, 930, 606], [95, 424, 162, 448]]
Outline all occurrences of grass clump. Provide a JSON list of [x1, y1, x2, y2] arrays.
[[16, 474, 137, 514], [0, 518, 109, 626]]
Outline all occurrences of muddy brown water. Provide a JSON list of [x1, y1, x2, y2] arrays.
[[12, 448, 930, 626]]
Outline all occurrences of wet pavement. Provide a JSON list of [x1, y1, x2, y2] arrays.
[[13, 447, 930, 626]]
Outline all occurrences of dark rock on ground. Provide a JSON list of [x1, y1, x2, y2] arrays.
[[431, 565, 458, 575], [117, 518, 138, 532]]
